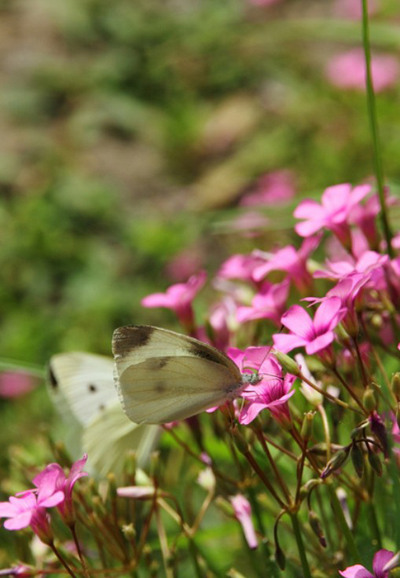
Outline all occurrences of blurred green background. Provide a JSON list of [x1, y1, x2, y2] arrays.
[[0, 0, 399, 567]]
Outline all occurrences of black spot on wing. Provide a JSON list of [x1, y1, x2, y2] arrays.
[[112, 325, 155, 356], [88, 383, 97, 393], [48, 365, 58, 389], [188, 342, 226, 365]]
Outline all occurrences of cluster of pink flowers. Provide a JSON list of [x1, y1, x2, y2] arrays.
[[143, 182, 399, 433]]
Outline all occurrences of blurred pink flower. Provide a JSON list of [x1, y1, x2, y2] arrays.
[[228, 211, 269, 238], [333, 0, 377, 20], [0, 564, 34, 576], [165, 249, 203, 282], [240, 170, 295, 207], [253, 237, 319, 293], [339, 549, 398, 577], [294, 183, 371, 247], [236, 279, 289, 326], [141, 271, 206, 333], [0, 371, 37, 398], [217, 252, 266, 284], [230, 495, 258, 549], [273, 297, 345, 356], [326, 49, 399, 92]]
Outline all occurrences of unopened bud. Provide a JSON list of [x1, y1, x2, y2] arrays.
[[363, 388, 377, 412], [299, 478, 322, 500], [392, 373, 400, 400], [368, 450, 383, 477], [275, 543, 286, 570], [301, 411, 315, 442], [308, 510, 327, 547], [336, 323, 352, 344], [273, 351, 301, 376], [320, 447, 351, 479], [350, 443, 364, 478], [107, 472, 117, 496]]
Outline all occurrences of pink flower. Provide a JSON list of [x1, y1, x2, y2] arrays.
[[273, 297, 345, 356], [294, 183, 371, 247], [228, 347, 295, 426], [236, 280, 289, 326], [326, 49, 399, 93], [314, 251, 388, 287], [240, 170, 295, 207], [253, 237, 319, 293], [0, 467, 65, 543], [164, 249, 203, 282], [141, 271, 206, 333], [0, 372, 38, 398], [230, 495, 258, 549], [207, 297, 237, 351], [339, 549, 399, 577], [306, 273, 370, 337], [33, 454, 88, 525], [227, 211, 269, 238], [217, 252, 266, 284]]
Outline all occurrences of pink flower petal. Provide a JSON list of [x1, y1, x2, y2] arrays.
[[281, 305, 314, 340], [338, 564, 373, 578]]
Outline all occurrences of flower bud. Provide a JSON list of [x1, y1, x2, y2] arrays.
[[273, 351, 301, 377], [308, 510, 326, 547], [350, 443, 364, 478], [301, 411, 315, 442], [363, 388, 377, 412], [299, 478, 322, 501], [320, 447, 351, 479], [275, 543, 286, 570], [392, 373, 400, 400], [368, 450, 383, 477]]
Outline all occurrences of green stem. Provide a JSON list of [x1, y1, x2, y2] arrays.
[[49, 542, 78, 578], [328, 484, 360, 563], [289, 512, 312, 578], [361, 0, 393, 257], [367, 498, 382, 550]]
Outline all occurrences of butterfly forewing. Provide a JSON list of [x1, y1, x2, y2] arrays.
[[48, 353, 116, 426], [112, 325, 243, 424]]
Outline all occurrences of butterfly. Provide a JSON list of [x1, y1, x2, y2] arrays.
[[112, 325, 261, 425], [48, 352, 160, 477]]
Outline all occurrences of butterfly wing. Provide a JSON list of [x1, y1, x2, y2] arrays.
[[48, 351, 161, 477], [82, 401, 160, 477], [48, 353, 116, 426], [112, 325, 242, 424]]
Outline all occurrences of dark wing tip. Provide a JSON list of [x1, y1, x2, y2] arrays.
[[112, 325, 155, 356], [47, 363, 58, 389]]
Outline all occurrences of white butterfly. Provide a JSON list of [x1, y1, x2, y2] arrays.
[[48, 352, 160, 477], [112, 325, 260, 425]]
